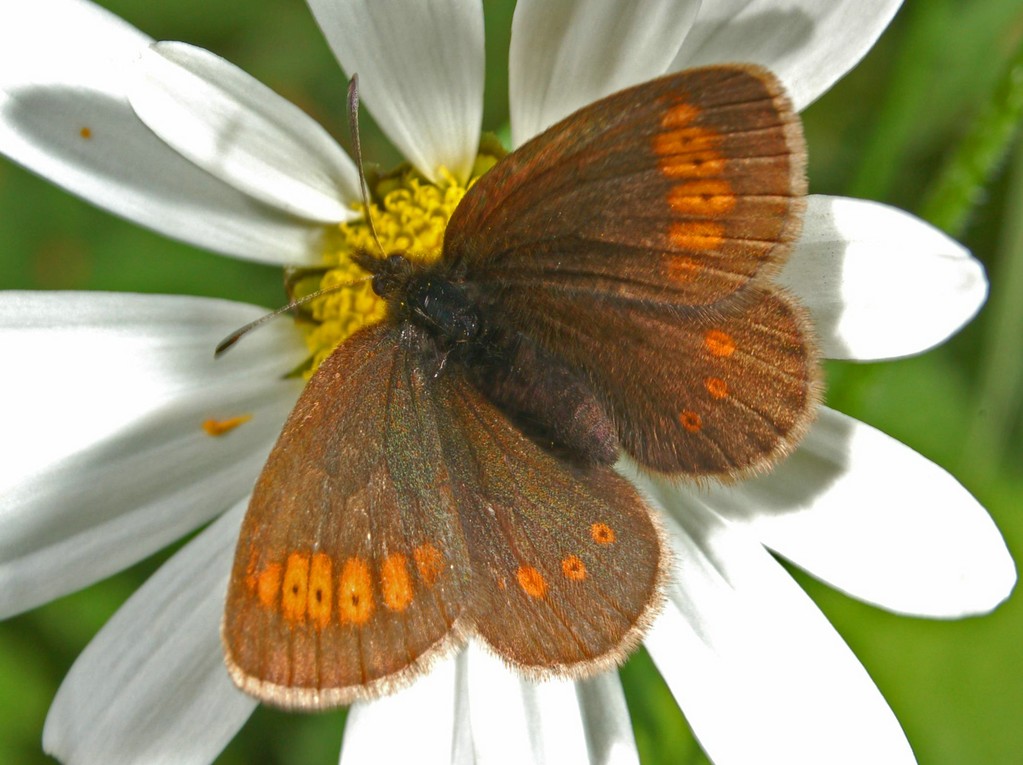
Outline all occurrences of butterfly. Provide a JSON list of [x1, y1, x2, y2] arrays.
[[222, 64, 817, 709]]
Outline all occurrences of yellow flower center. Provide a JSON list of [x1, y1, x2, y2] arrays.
[[290, 150, 500, 376]]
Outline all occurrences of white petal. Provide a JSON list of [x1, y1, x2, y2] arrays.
[[702, 407, 1016, 617], [509, 0, 700, 146], [577, 672, 641, 765], [132, 42, 360, 223], [43, 503, 257, 765], [342, 653, 465, 764], [0, 0, 324, 263], [781, 196, 987, 361], [307, 0, 484, 183], [630, 488, 916, 765], [465, 643, 591, 763], [674, 0, 904, 111], [0, 292, 304, 616]]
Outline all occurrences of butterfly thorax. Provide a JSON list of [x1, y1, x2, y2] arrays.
[[351, 249, 619, 466], [352, 250, 480, 350]]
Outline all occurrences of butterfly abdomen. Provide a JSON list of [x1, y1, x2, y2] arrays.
[[464, 329, 620, 467]]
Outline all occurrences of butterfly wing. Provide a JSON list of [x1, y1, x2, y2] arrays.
[[224, 322, 668, 707], [223, 323, 472, 709], [445, 65, 816, 477], [446, 64, 806, 307], [431, 369, 668, 673], [493, 284, 817, 477]]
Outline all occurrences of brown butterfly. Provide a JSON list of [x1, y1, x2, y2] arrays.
[[222, 64, 818, 709]]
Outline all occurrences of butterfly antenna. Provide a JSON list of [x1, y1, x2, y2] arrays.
[[214, 278, 370, 357], [347, 74, 386, 258]]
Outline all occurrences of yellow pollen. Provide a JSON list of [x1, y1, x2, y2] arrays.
[[295, 156, 501, 377]]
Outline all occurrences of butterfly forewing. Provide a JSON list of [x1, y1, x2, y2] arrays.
[[223, 324, 471, 709], [444, 64, 816, 477], [445, 65, 806, 308], [431, 373, 668, 672]]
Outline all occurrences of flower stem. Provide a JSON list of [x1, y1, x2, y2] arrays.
[[919, 36, 1023, 236], [960, 137, 1023, 482]]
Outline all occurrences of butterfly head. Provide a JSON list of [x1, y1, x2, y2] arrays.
[[350, 250, 414, 301]]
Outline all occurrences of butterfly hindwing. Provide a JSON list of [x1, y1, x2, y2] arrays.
[[490, 284, 819, 477], [446, 64, 806, 308], [430, 371, 668, 673]]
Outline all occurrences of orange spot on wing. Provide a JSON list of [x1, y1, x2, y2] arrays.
[[256, 563, 283, 608], [561, 555, 587, 581], [665, 255, 701, 282], [307, 553, 333, 629], [705, 377, 729, 399], [659, 150, 727, 178], [667, 180, 736, 217], [79, 127, 92, 139], [338, 557, 374, 625], [668, 220, 724, 251], [381, 553, 413, 612], [517, 566, 547, 598], [414, 543, 444, 586], [202, 414, 252, 436], [591, 523, 616, 545], [661, 102, 701, 128], [281, 553, 310, 623], [652, 126, 722, 157], [704, 330, 736, 357], [679, 410, 703, 433]]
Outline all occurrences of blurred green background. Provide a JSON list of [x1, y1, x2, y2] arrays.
[[1, 0, 1021, 763]]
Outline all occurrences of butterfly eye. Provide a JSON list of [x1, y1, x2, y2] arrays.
[[368, 254, 413, 298]]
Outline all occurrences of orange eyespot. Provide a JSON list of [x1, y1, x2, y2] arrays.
[[517, 566, 548, 598], [561, 555, 587, 581], [381, 553, 414, 612], [660, 102, 701, 128], [591, 523, 616, 545], [704, 329, 736, 357], [705, 377, 729, 399], [668, 220, 724, 251], [307, 553, 333, 629], [338, 557, 374, 625], [256, 563, 282, 608], [281, 553, 311, 623], [679, 410, 702, 432], [667, 180, 736, 217]]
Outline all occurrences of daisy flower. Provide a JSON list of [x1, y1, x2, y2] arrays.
[[0, 0, 1014, 764]]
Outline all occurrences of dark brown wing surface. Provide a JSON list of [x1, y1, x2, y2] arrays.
[[445, 65, 816, 477], [223, 323, 471, 709], [224, 323, 668, 708], [492, 285, 818, 478], [432, 371, 667, 674], [445, 65, 806, 307]]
